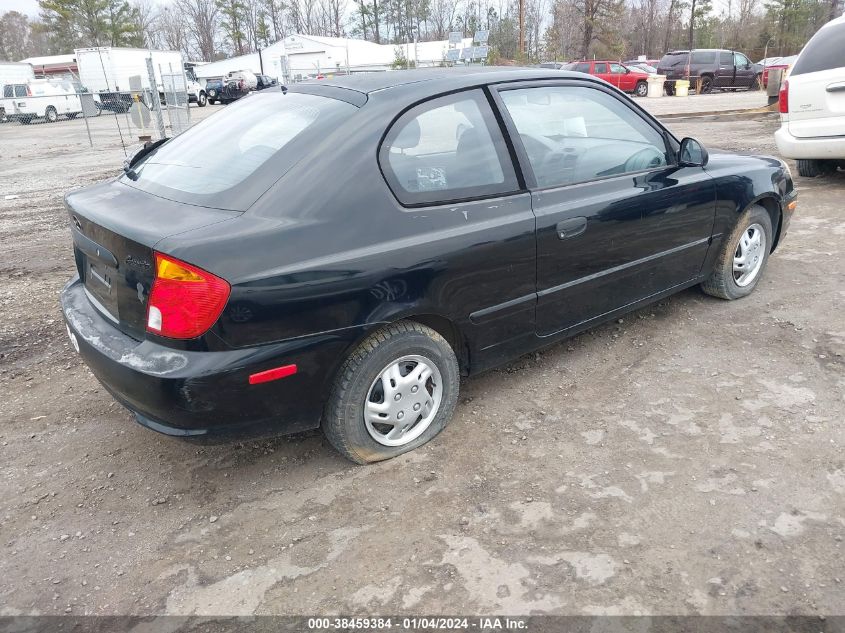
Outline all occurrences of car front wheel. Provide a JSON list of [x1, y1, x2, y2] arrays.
[[323, 321, 460, 464], [701, 205, 773, 300], [197, 91, 207, 107]]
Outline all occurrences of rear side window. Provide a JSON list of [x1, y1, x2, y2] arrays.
[[720, 52, 733, 64], [594, 63, 608, 73], [691, 51, 717, 64], [379, 90, 518, 206], [14, 85, 27, 97], [791, 21, 845, 75], [124, 92, 356, 211]]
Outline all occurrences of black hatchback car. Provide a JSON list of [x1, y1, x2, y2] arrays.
[[61, 68, 797, 463], [658, 49, 762, 94]]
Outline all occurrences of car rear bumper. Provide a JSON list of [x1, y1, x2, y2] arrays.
[[775, 125, 845, 159], [60, 276, 364, 438]]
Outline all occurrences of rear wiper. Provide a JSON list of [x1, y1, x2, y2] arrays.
[[123, 138, 169, 177]]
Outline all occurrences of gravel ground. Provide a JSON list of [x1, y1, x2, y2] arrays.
[[0, 104, 843, 617]]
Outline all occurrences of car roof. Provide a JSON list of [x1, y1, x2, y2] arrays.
[[297, 67, 582, 95]]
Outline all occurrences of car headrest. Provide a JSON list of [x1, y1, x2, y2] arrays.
[[392, 118, 420, 150]]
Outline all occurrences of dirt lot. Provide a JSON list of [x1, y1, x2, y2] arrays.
[[0, 107, 843, 617]]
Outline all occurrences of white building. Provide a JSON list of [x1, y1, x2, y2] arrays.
[[194, 33, 475, 83]]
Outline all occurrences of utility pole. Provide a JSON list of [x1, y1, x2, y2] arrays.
[[518, 0, 525, 60], [688, 0, 696, 51]]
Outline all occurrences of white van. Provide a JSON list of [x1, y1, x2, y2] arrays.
[[1, 79, 83, 124], [774, 15, 845, 176]]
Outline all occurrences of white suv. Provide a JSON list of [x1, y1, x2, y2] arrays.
[[775, 15, 845, 177]]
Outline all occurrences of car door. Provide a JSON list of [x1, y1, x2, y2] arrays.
[[716, 51, 735, 88], [610, 63, 632, 91], [493, 80, 717, 336], [733, 52, 754, 86], [593, 62, 613, 86]]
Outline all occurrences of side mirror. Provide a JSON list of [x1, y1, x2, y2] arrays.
[[679, 137, 709, 167]]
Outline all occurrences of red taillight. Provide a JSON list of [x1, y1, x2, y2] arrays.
[[779, 79, 789, 114], [26, 86, 32, 96], [146, 253, 230, 339]]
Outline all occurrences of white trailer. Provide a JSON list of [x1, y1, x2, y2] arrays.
[[75, 47, 207, 108], [0, 62, 35, 86]]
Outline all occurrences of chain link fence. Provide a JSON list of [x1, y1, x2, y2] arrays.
[[0, 59, 198, 155]]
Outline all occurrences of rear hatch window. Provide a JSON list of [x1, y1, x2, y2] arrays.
[[790, 21, 845, 75], [123, 91, 357, 211]]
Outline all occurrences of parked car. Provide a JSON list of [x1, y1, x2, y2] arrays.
[[256, 74, 280, 90], [218, 76, 252, 104], [627, 63, 658, 75], [61, 68, 797, 463], [762, 55, 798, 88], [1, 79, 82, 123], [775, 15, 845, 177], [204, 78, 224, 104], [561, 60, 651, 97], [657, 49, 762, 94]]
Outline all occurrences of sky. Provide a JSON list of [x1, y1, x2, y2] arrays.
[[6, 0, 40, 17]]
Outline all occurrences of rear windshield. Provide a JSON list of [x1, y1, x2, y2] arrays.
[[659, 54, 687, 67], [790, 21, 845, 75], [122, 92, 356, 211]]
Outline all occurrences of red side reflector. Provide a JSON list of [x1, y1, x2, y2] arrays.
[[249, 364, 298, 385]]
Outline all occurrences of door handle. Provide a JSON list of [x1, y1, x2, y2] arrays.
[[556, 217, 587, 240], [826, 82, 845, 93]]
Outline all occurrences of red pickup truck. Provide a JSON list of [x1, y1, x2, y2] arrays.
[[561, 60, 652, 97]]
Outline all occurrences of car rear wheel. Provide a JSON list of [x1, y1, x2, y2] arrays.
[[750, 74, 761, 90], [45, 106, 58, 123], [699, 75, 714, 94], [635, 81, 648, 97], [797, 159, 837, 178], [323, 321, 460, 464], [701, 205, 772, 300]]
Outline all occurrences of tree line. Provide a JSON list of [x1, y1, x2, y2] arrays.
[[0, 0, 841, 65]]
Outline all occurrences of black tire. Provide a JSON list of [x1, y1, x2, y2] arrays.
[[665, 83, 675, 96], [797, 159, 836, 178], [197, 91, 207, 107], [45, 106, 58, 123], [699, 75, 714, 94], [635, 81, 648, 97], [323, 321, 460, 464], [208, 99, 216, 105], [701, 205, 773, 300]]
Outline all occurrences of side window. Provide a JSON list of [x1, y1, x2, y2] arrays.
[[379, 90, 518, 206], [14, 85, 27, 97], [791, 22, 845, 75], [2, 85, 12, 98], [594, 63, 608, 73], [500, 85, 670, 189], [610, 63, 626, 74], [720, 51, 733, 65], [573, 62, 591, 73], [734, 52, 749, 67]]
